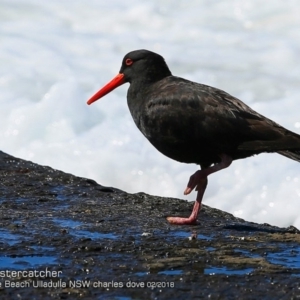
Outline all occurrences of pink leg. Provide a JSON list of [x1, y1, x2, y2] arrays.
[[167, 154, 232, 225]]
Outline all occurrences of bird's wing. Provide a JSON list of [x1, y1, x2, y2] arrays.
[[204, 85, 300, 152], [148, 77, 300, 152]]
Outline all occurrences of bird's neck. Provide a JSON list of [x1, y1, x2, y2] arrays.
[[145, 65, 172, 84], [127, 70, 171, 100]]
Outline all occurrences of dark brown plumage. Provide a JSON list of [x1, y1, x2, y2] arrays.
[[87, 49, 300, 225]]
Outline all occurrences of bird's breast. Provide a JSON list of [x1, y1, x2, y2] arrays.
[[128, 99, 217, 164]]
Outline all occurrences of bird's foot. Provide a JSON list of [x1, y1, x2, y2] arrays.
[[184, 171, 205, 195], [166, 216, 199, 225], [184, 154, 232, 195], [167, 200, 201, 225]]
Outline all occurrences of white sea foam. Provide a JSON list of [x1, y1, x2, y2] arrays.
[[1, 0, 299, 228]]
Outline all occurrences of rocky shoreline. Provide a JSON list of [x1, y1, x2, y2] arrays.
[[0, 150, 299, 299]]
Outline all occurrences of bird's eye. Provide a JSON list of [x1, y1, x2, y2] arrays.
[[125, 58, 133, 66]]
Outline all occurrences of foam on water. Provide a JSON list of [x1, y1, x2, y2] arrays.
[[1, 1, 300, 228]]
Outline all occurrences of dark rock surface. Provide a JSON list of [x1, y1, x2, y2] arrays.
[[0, 150, 299, 299]]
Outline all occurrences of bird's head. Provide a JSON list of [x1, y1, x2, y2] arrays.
[[87, 49, 171, 105]]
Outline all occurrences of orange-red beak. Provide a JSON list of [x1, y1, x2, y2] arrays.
[[87, 73, 125, 105]]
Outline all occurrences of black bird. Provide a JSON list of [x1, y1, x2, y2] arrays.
[[87, 49, 300, 225]]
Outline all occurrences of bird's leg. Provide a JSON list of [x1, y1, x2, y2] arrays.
[[167, 154, 232, 225]]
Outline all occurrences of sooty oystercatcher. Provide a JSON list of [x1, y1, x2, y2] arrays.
[[87, 49, 300, 225]]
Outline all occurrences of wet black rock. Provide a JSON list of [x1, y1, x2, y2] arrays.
[[0, 151, 299, 299]]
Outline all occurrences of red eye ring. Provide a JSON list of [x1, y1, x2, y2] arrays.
[[125, 58, 133, 66]]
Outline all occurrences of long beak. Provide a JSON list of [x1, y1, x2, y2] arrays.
[[87, 73, 125, 105]]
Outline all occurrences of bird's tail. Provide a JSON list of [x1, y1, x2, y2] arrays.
[[278, 150, 300, 163]]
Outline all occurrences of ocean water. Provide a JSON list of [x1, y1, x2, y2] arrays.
[[1, 0, 299, 228]]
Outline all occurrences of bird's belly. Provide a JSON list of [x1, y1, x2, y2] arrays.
[[139, 120, 220, 165], [132, 106, 228, 165], [148, 136, 220, 165]]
